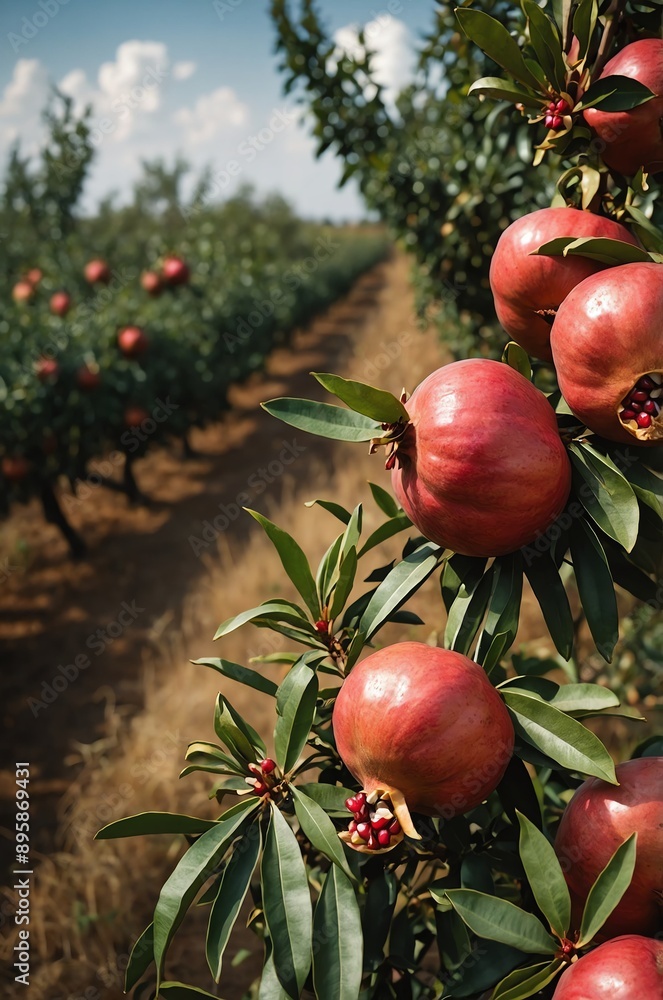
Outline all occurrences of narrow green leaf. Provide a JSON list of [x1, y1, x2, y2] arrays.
[[476, 553, 523, 664], [497, 755, 542, 830], [214, 601, 309, 640], [468, 76, 542, 109], [549, 683, 619, 713], [504, 691, 617, 783], [259, 948, 289, 1000], [329, 547, 358, 620], [261, 397, 381, 442], [339, 504, 363, 563], [206, 822, 262, 981], [571, 442, 643, 551], [214, 695, 260, 763], [522, 0, 566, 92], [523, 551, 574, 660], [124, 921, 154, 992], [578, 834, 637, 946], [439, 889, 558, 954], [572, 0, 598, 59], [292, 787, 354, 881], [569, 518, 619, 660], [441, 554, 487, 613], [296, 783, 355, 815], [261, 805, 313, 998], [317, 533, 344, 608], [246, 510, 320, 618], [362, 870, 398, 972], [313, 866, 363, 1000], [576, 75, 654, 112], [517, 812, 571, 938], [368, 481, 400, 518], [455, 8, 542, 89], [446, 565, 495, 654], [535, 235, 652, 265], [159, 983, 220, 999], [96, 812, 217, 841], [359, 541, 441, 640], [192, 657, 278, 697], [357, 512, 412, 558], [502, 341, 532, 379], [305, 498, 352, 523], [492, 958, 564, 1000], [274, 661, 318, 773], [311, 372, 409, 423]]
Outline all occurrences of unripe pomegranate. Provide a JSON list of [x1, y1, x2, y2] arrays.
[[50, 291, 71, 317], [333, 642, 514, 847], [117, 326, 148, 358], [2, 455, 31, 482], [141, 270, 162, 296], [551, 262, 663, 445], [76, 365, 101, 390], [553, 936, 663, 999], [389, 360, 571, 557], [554, 757, 663, 939], [162, 256, 189, 286], [26, 268, 42, 286], [583, 39, 663, 176], [12, 280, 34, 304], [489, 208, 639, 360], [36, 357, 59, 382], [124, 406, 149, 429], [84, 259, 111, 284]]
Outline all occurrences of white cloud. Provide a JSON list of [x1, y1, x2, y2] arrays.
[[173, 86, 248, 144], [173, 60, 197, 81], [333, 15, 415, 106], [0, 59, 50, 154]]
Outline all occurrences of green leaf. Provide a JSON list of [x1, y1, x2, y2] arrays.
[[492, 958, 565, 1000], [246, 510, 320, 618], [274, 661, 318, 773], [548, 683, 619, 713], [441, 554, 487, 613], [261, 804, 313, 998], [296, 783, 355, 816], [368, 481, 400, 518], [504, 691, 617, 783], [153, 798, 260, 989], [572, 0, 598, 59], [455, 8, 542, 90], [305, 498, 352, 523], [259, 948, 289, 1000], [339, 504, 363, 563], [362, 870, 398, 972], [96, 812, 217, 841], [317, 533, 344, 608], [311, 372, 409, 423], [517, 812, 571, 938], [523, 551, 574, 660], [497, 755, 542, 830], [570, 444, 639, 552], [206, 822, 261, 981], [329, 547, 357, 620], [522, 0, 566, 92], [125, 921, 154, 992], [214, 694, 260, 763], [445, 564, 495, 655], [292, 787, 354, 880], [192, 657, 278, 697], [312, 866, 363, 1000], [439, 889, 558, 954], [159, 984, 220, 999], [576, 75, 654, 112], [624, 204, 663, 253], [261, 397, 381, 442], [356, 512, 412, 558], [359, 541, 440, 640], [578, 834, 637, 946], [502, 341, 532, 380], [476, 553, 523, 664], [214, 601, 310, 640], [468, 76, 542, 109], [534, 235, 652, 266], [568, 518, 619, 660]]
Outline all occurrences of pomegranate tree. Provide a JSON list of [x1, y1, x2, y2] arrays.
[[553, 935, 663, 999]]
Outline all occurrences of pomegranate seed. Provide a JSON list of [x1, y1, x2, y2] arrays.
[[637, 413, 652, 428], [348, 820, 357, 834], [356, 792, 367, 807], [552, 115, 563, 129], [377, 828, 391, 847], [630, 402, 643, 413], [388, 819, 401, 835], [315, 620, 329, 634], [630, 390, 649, 403], [556, 99, 570, 114], [253, 781, 269, 796], [356, 822, 371, 841], [545, 114, 555, 127], [345, 796, 358, 812], [367, 831, 379, 850], [260, 758, 276, 774], [644, 400, 658, 415], [638, 376, 656, 391], [621, 409, 637, 421], [370, 814, 390, 831]]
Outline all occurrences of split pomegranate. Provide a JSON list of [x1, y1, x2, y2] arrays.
[[333, 642, 515, 850], [50, 291, 71, 317], [553, 935, 663, 999], [84, 259, 111, 284], [544, 97, 572, 131], [554, 757, 663, 939], [117, 326, 149, 359], [162, 255, 190, 286], [489, 207, 639, 360], [388, 360, 571, 557], [550, 262, 663, 444], [583, 38, 663, 177]]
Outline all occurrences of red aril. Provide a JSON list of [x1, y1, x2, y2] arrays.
[[554, 757, 663, 939], [489, 207, 639, 360], [553, 935, 663, 999], [583, 39, 663, 177], [84, 259, 111, 284], [550, 262, 663, 445], [333, 642, 514, 850], [50, 291, 71, 317], [162, 256, 190, 286], [118, 326, 149, 359], [388, 360, 571, 556]]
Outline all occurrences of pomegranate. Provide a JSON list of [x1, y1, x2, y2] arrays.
[[117, 326, 148, 359], [76, 365, 101, 390], [26, 268, 42, 286], [141, 270, 162, 296], [489, 207, 639, 360], [12, 280, 34, 304], [50, 291, 71, 317], [333, 642, 515, 850], [36, 357, 59, 383], [84, 259, 111, 284], [2, 456, 31, 482], [583, 39, 663, 177], [554, 757, 663, 939], [553, 936, 663, 999], [388, 360, 571, 557], [550, 262, 663, 444], [124, 406, 149, 429], [162, 255, 190, 286]]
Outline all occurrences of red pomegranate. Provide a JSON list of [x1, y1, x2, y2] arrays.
[[553, 936, 663, 999], [555, 757, 663, 939], [50, 291, 71, 317], [333, 642, 515, 850], [162, 256, 190, 286], [12, 280, 34, 304], [36, 357, 59, 382], [489, 207, 639, 360], [76, 365, 101, 390], [551, 262, 663, 445], [26, 268, 42, 286], [141, 270, 162, 296], [2, 456, 31, 482], [117, 326, 148, 358], [584, 39, 663, 177], [84, 259, 111, 284], [388, 360, 571, 557], [124, 406, 149, 429]]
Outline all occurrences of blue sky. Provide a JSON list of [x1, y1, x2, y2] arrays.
[[0, 0, 434, 218]]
